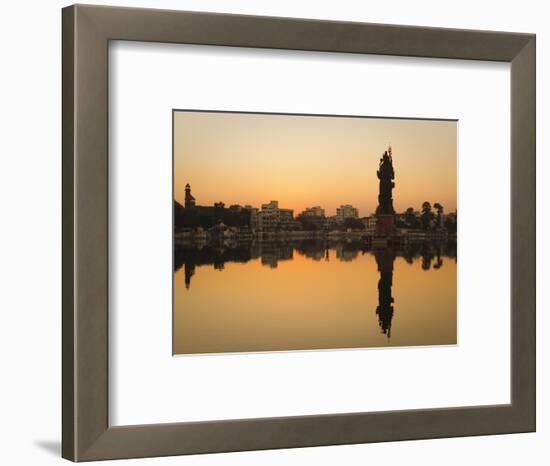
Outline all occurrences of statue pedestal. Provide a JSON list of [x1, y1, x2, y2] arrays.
[[375, 214, 396, 237]]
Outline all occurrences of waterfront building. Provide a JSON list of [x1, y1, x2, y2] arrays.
[[301, 206, 326, 217], [362, 216, 378, 233], [258, 201, 294, 231], [258, 201, 278, 230], [245, 205, 259, 230], [184, 183, 196, 208], [336, 204, 359, 222]]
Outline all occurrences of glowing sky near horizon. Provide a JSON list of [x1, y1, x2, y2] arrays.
[[174, 111, 457, 216]]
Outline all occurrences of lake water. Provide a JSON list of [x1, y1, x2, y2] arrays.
[[174, 240, 457, 354]]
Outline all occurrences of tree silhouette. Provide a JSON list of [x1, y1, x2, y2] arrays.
[[444, 217, 457, 234], [342, 217, 365, 231], [421, 201, 433, 230], [404, 207, 420, 228]]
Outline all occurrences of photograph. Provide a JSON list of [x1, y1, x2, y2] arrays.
[[173, 111, 457, 355]]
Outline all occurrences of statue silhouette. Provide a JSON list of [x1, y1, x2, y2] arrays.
[[375, 147, 395, 215], [375, 147, 397, 238]]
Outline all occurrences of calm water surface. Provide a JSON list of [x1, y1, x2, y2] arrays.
[[174, 240, 457, 354]]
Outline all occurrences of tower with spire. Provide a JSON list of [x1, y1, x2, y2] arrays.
[[184, 183, 196, 208]]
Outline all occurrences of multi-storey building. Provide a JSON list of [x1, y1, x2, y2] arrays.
[[336, 204, 359, 222], [257, 201, 294, 231], [245, 205, 259, 230], [300, 206, 325, 217], [362, 216, 378, 232]]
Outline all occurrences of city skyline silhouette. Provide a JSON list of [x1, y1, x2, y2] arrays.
[[174, 111, 457, 216]]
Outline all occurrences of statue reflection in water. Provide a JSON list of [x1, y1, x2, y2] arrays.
[[374, 248, 396, 339]]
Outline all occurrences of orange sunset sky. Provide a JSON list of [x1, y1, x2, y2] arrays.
[[174, 111, 457, 216]]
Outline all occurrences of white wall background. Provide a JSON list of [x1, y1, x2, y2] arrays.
[[0, 0, 546, 465]]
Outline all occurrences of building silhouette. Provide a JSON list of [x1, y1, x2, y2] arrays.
[[301, 206, 326, 217], [258, 201, 294, 231], [184, 183, 196, 208], [336, 204, 359, 222]]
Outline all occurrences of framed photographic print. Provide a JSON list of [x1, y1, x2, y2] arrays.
[[62, 4, 536, 462], [173, 111, 458, 355]]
